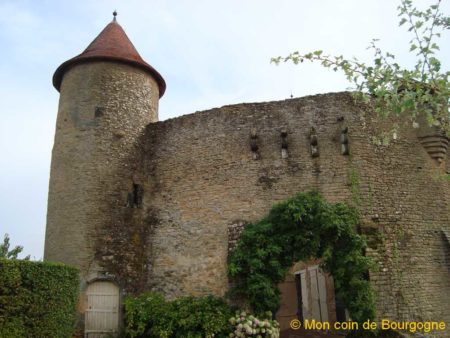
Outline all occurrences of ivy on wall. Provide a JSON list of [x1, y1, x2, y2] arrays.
[[228, 191, 376, 324]]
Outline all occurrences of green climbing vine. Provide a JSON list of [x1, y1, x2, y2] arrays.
[[228, 191, 376, 324]]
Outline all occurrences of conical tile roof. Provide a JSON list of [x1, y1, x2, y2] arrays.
[[53, 17, 166, 97]]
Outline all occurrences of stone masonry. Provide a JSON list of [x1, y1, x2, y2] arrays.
[[137, 94, 450, 335], [44, 16, 450, 337]]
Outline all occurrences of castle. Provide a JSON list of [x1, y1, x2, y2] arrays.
[[44, 14, 450, 337]]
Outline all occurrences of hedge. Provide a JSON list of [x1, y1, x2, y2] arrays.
[[0, 259, 79, 338], [124, 292, 233, 338]]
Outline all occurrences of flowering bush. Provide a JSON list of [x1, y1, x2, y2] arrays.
[[228, 311, 280, 338]]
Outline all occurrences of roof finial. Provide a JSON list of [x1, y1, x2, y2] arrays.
[[113, 10, 118, 21]]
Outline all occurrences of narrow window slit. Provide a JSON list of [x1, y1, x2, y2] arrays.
[[127, 183, 143, 208]]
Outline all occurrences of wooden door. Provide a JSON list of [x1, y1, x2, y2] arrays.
[[297, 265, 329, 322], [85, 281, 119, 338]]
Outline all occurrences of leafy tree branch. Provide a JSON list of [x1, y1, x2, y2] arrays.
[[0, 233, 30, 260], [272, 0, 449, 137]]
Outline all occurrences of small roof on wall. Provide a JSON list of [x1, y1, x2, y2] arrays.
[[52, 14, 166, 97]]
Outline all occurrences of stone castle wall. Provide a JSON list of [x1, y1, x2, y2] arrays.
[[45, 71, 450, 335], [44, 61, 160, 290], [134, 92, 450, 335]]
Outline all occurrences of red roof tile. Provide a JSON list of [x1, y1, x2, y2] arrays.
[[53, 19, 166, 97]]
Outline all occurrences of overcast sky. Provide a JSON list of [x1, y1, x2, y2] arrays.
[[0, 0, 448, 259]]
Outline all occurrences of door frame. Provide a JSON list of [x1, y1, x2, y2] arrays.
[[84, 277, 122, 338]]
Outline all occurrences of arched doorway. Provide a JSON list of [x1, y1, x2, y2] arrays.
[[85, 280, 120, 337], [228, 191, 375, 329], [277, 261, 348, 333]]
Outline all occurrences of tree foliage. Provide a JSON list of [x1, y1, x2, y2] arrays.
[[272, 0, 449, 136], [0, 233, 30, 260], [228, 191, 375, 324]]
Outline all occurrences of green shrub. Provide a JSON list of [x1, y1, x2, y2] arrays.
[[124, 292, 233, 338], [0, 317, 26, 338], [0, 259, 79, 338]]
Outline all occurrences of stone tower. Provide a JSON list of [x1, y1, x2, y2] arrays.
[[44, 14, 165, 285]]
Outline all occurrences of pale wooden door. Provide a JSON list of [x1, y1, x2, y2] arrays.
[[85, 281, 119, 338], [297, 265, 329, 322]]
